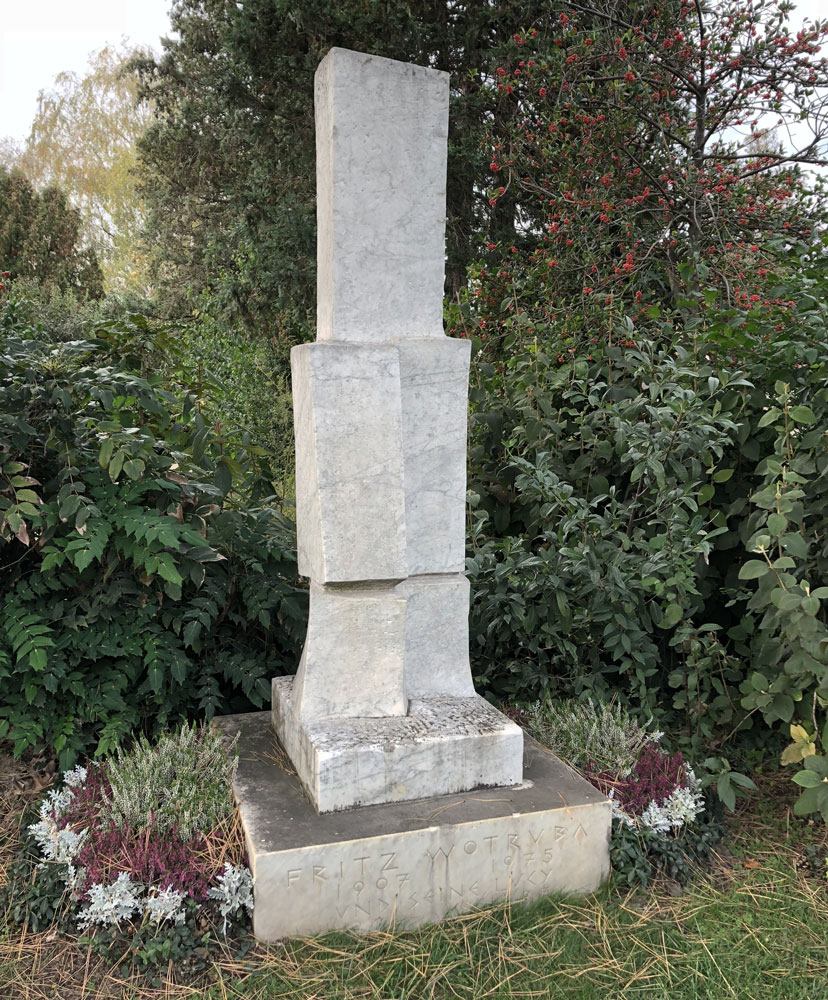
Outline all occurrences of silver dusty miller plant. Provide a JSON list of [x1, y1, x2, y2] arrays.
[[145, 885, 188, 925], [101, 722, 238, 840], [76, 876, 189, 929], [77, 872, 144, 929], [28, 765, 89, 866], [638, 769, 705, 833], [207, 863, 254, 933]]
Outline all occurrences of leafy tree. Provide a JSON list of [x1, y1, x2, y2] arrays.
[[0, 137, 22, 171], [21, 44, 154, 296], [466, 0, 828, 359], [0, 168, 103, 298], [132, 0, 568, 342], [458, 0, 828, 769]]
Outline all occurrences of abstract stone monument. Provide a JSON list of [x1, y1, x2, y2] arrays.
[[271, 46, 522, 814], [217, 47, 610, 940]]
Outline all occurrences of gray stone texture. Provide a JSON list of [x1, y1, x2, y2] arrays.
[[315, 48, 449, 343], [216, 713, 611, 940], [290, 583, 407, 722], [281, 47, 521, 815], [398, 338, 470, 575], [292, 342, 407, 584], [273, 677, 521, 813], [398, 574, 475, 700]]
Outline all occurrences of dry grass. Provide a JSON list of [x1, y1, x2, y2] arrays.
[[2, 748, 827, 1000]]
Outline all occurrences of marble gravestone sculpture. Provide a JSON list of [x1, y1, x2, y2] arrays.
[[216, 47, 611, 941], [270, 46, 523, 814]]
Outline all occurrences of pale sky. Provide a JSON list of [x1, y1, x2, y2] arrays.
[[0, 0, 826, 147], [0, 0, 173, 144]]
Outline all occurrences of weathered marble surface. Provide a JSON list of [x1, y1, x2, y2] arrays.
[[280, 48, 521, 814], [272, 677, 522, 813], [291, 582, 407, 721], [315, 48, 449, 343], [398, 338, 471, 575], [217, 712, 611, 940], [398, 574, 474, 700], [292, 342, 407, 583]]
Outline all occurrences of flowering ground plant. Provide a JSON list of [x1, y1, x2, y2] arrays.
[[510, 698, 726, 886], [2, 723, 254, 978]]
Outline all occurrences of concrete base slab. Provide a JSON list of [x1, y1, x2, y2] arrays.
[[215, 712, 611, 941], [271, 676, 523, 813]]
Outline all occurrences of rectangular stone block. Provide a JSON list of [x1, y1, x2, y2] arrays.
[[292, 342, 407, 582], [398, 574, 475, 700], [216, 712, 611, 941], [290, 582, 407, 721], [398, 338, 471, 575], [315, 47, 449, 343], [272, 677, 523, 813]]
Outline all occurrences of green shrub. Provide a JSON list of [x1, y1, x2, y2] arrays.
[[466, 337, 744, 734], [0, 303, 307, 766], [609, 796, 726, 889], [463, 234, 828, 808]]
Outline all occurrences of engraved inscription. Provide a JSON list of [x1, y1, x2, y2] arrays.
[[426, 846, 455, 863], [280, 819, 589, 922]]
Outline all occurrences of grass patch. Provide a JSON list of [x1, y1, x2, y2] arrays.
[[2, 751, 826, 1000], [199, 859, 826, 1000]]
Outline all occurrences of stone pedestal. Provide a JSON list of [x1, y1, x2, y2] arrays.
[[272, 677, 523, 813], [216, 713, 611, 941]]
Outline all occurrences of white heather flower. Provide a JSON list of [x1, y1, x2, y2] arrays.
[[146, 885, 187, 925], [207, 863, 254, 932], [77, 872, 144, 928]]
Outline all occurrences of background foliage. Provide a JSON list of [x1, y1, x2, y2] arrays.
[[19, 44, 154, 297], [2, 0, 828, 820], [0, 291, 305, 767], [0, 168, 102, 299]]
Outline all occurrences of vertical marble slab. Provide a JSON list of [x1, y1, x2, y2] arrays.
[[315, 48, 449, 343], [292, 341, 407, 583], [291, 582, 407, 721], [398, 575, 475, 700], [397, 338, 471, 575], [274, 48, 526, 815]]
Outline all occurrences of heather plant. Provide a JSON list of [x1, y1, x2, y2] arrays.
[[102, 722, 238, 840], [525, 697, 657, 778], [517, 698, 726, 885], [4, 736, 254, 977], [75, 816, 216, 899]]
